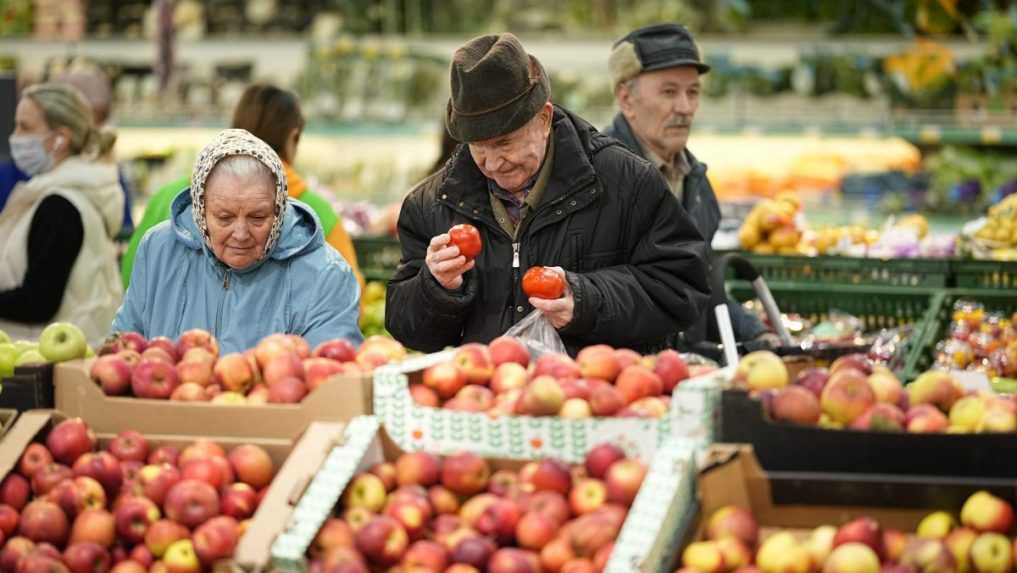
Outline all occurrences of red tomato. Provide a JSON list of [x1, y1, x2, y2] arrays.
[[522, 266, 565, 299], [448, 224, 482, 260]]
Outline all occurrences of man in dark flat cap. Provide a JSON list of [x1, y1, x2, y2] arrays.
[[604, 23, 773, 349], [385, 33, 710, 355]]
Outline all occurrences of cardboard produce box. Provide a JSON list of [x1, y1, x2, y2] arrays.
[[719, 388, 1017, 477], [54, 359, 371, 439], [0, 409, 346, 572], [269, 415, 701, 573], [673, 444, 1017, 573], [0, 409, 17, 437], [373, 351, 728, 462]]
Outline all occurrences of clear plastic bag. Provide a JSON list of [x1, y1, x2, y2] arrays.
[[504, 309, 568, 357]]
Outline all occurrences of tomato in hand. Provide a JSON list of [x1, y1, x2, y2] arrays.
[[448, 224, 482, 260], [522, 266, 566, 299]]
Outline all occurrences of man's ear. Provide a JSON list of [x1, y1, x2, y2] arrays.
[[616, 81, 635, 117]]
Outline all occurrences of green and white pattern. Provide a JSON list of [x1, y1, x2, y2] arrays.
[[606, 436, 700, 573], [373, 354, 729, 463], [270, 416, 380, 572]]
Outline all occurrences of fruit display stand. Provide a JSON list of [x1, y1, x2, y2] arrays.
[[372, 351, 730, 463], [901, 289, 1017, 387], [53, 359, 372, 440], [671, 444, 1017, 573], [717, 251, 953, 288], [0, 409, 346, 572], [0, 364, 55, 412], [951, 260, 1017, 291], [268, 415, 701, 573]]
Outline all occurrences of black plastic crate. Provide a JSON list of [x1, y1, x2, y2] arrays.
[[0, 363, 55, 412]]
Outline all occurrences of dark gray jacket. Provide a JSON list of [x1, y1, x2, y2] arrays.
[[603, 113, 767, 345], [385, 106, 710, 355]]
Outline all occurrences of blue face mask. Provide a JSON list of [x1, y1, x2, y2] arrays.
[[9, 133, 55, 176]]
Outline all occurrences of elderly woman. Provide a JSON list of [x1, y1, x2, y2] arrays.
[[113, 129, 362, 352]]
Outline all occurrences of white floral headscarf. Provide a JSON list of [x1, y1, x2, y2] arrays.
[[190, 129, 288, 260]]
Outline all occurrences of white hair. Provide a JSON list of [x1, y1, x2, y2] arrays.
[[206, 154, 276, 189]]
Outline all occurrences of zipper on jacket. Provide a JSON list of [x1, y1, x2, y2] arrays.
[[512, 243, 520, 269], [214, 270, 230, 337]]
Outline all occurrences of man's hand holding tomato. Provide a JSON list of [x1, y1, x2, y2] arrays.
[[524, 266, 574, 329], [427, 224, 482, 290]]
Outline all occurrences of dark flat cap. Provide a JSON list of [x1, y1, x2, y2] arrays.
[[609, 23, 709, 88], [445, 33, 551, 143]]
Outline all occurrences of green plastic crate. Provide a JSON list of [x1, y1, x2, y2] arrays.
[[729, 281, 940, 371], [353, 236, 401, 283], [719, 251, 951, 288], [901, 289, 1017, 382], [952, 260, 1017, 290]]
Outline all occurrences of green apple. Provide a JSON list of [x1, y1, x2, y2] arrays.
[[0, 330, 10, 344], [14, 350, 47, 367], [13, 340, 37, 356], [0, 343, 17, 377], [38, 322, 87, 363], [85, 345, 95, 358]]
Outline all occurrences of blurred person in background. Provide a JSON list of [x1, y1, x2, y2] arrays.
[[0, 61, 134, 240], [121, 83, 364, 295], [386, 33, 709, 355], [427, 121, 459, 176], [113, 129, 362, 352], [603, 23, 775, 350], [0, 83, 124, 345]]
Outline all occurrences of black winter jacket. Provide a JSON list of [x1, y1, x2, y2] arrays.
[[603, 113, 767, 344], [385, 106, 710, 355]]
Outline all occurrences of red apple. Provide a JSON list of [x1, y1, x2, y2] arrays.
[[220, 483, 257, 520], [516, 376, 565, 417], [402, 539, 448, 571], [488, 471, 518, 498], [107, 432, 148, 464], [584, 444, 625, 480], [540, 536, 575, 573], [525, 459, 572, 496], [72, 453, 123, 499], [0, 537, 34, 573], [525, 491, 572, 526], [113, 497, 159, 545], [705, 505, 759, 549], [31, 464, 73, 496], [107, 563, 143, 573], [127, 546, 151, 568], [427, 486, 459, 516], [532, 354, 581, 381], [192, 516, 239, 564], [311, 519, 355, 557], [450, 536, 496, 570], [139, 347, 174, 366], [849, 403, 906, 432], [821, 371, 877, 425], [422, 363, 467, 400], [489, 336, 530, 367], [0, 506, 18, 539], [795, 368, 830, 398], [589, 385, 626, 417], [174, 361, 213, 388], [312, 339, 357, 363], [62, 543, 110, 573], [654, 350, 690, 393], [213, 353, 255, 394], [604, 459, 646, 507], [395, 453, 441, 488], [516, 512, 557, 551], [384, 499, 430, 541], [176, 330, 218, 361], [576, 345, 621, 382], [18, 501, 68, 546], [475, 499, 521, 544], [18, 445, 53, 480], [354, 516, 408, 566], [452, 344, 495, 385], [303, 358, 346, 392], [227, 444, 273, 489], [146, 447, 179, 467], [267, 377, 307, 404], [69, 509, 115, 547], [46, 419, 96, 465], [409, 385, 440, 407], [961, 491, 1015, 534], [90, 355, 133, 397], [163, 480, 219, 528], [262, 352, 304, 386], [834, 517, 885, 560], [615, 365, 663, 404], [143, 520, 188, 558], [0, 475, 30, 511], [145, 337, 177, 362], [441, 453, 490, 497], [179, 440, 226, 467], [51, 476, 106, 518], [136, 465, 181, 507], [488, 548, 540, 573], [569, 479, 608, 515], [449, 385, 496, 413], [130, 361, 179, 400], [771, 386, 822, 426], [180, 459, 224, 490]]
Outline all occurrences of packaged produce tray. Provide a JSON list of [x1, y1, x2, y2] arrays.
[[54, 359, 371, 440], [951, 259, 1017, 290], [901, 289, 1017, 383], [0, 363, 55, 412], [352, 236, 401, 283], [270, 415, 701, 573], [670, 444, 1017, 573], [718, 251, 951, 288], [719, 386, 1017, 477], [0, 409, 346, 572], [728, 282, 939, 370], [372, 351, 728, 463]]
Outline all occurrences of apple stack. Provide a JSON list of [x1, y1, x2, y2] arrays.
[[412, 336, 714, 419], [0, 417, 278, 573], [0, 323, 91, 378], [307, 443, 647, 572], [740, 348, 1017, 433], [90, 331, 404, 405], [677, 490, 1017, 573]]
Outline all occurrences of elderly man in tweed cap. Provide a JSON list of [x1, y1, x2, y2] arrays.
[[604, 23, 775, 350], [386, 33, 710, 355]]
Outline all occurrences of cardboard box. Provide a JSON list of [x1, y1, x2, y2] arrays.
[[54, 359, 371, 439], [373, 350, 728, 463], [668, 445, 1017, 572], [0, 410, 346, 573], [269, 415, 701, 573], [720, 388, 1017, 477]]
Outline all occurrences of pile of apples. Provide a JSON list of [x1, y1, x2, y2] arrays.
[[309, 443, 647, 573], [935, 300, 1017, 379], [412, 337, 713, 419], [0, 417, 276, 573], [0, 323, 92, 378], [89, 331, 405, 405], [737, 194, 804, 256], [677, 490, 1017, 573], [738, 350, 1017, 433]]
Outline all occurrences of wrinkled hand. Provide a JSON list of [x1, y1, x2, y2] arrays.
[[528, 267, 574, 329], [426, 233, 474, 290]]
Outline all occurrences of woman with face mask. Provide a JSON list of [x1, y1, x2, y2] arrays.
[[0, 83, 123, 346], [112, 129, 362, 353]]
